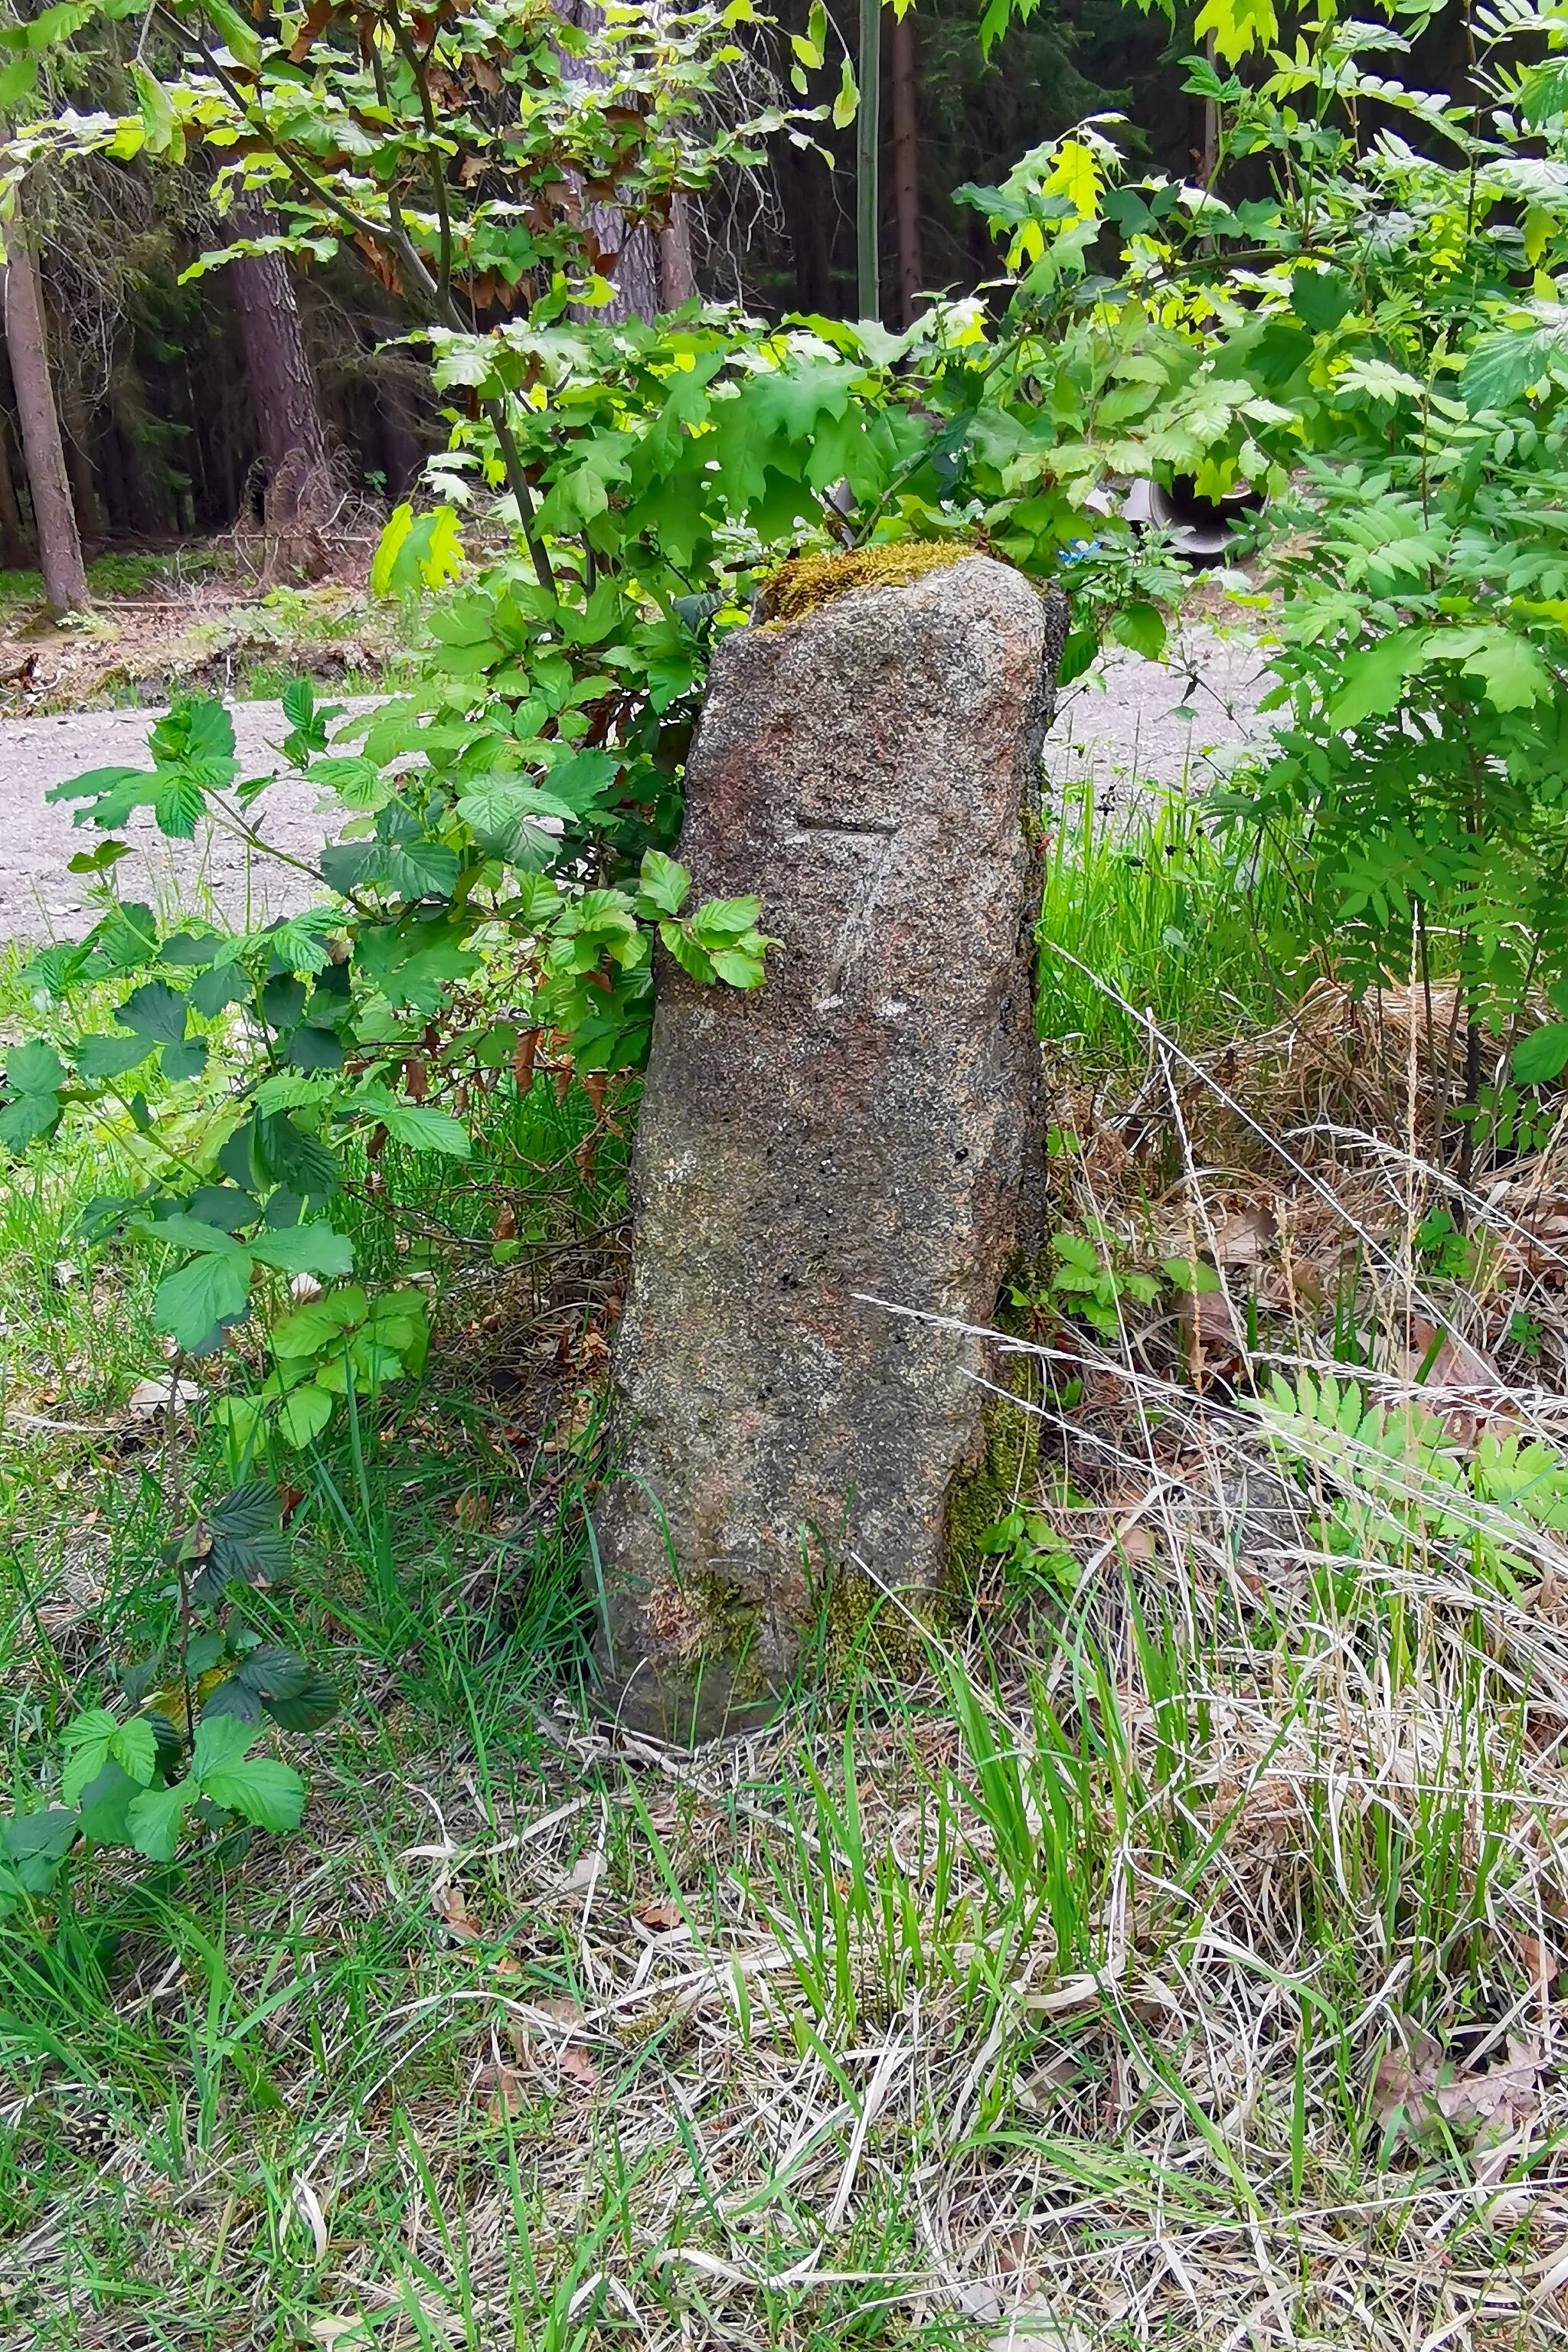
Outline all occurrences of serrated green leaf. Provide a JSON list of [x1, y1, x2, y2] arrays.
[[249, 1222, 355, 1279], [0, 1095, 61, 1150], [109, 1715, 158, 1788], [270, 1287, 367, 1357], [1109, 601, 1167, 661], [60, 1709, 117, 1805], [126, 1782, 194, 1862], [75, 1034, 154, 1083], [191, 963, 252, 1018], [1328, 628, 1431, 726], [206, 1481, 279, 1537], [1514, 1024, 1568, 1084], [154, 771, 207, 839], [191, 1713, 257, 1779], [350, 1090, 471, 1156], [202, 1754, 305, 1832], [153, 1251, 253, 1351], [276, 1383, 334, 1448], [117, 981, 188, 1045], [8, 1040, 65, 1096], [162, 1038, 211, 1083]]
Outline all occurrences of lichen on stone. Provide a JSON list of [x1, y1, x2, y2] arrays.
[[756, 539, 980, 628]]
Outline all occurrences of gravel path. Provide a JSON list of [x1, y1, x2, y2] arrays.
[[1044, 627, 1273, 820], [0, 700, 377, 946], [0, 629, 1274, 946]]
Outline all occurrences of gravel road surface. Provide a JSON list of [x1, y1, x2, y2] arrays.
[[0, 629, 1273, 946]]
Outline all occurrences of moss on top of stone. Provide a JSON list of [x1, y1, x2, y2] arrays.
[[756, 540, 980, 627]]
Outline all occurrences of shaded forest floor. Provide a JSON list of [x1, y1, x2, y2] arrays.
[[0, 548, 411, 714]]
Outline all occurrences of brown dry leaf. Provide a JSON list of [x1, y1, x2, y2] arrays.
[[1426, 1328, 1504, 1390], [1374, 2032, 1544, 2164], [1213, 1203, 1278, 1267], [126, 1376, 203, 1421], [1182, 1286, 1243, 1381], [475, 2060, 530, 2121], [1517, 1932, 1560, 1987], [557, 2044, 600, 2093], [433, 1884, 482, 1942]]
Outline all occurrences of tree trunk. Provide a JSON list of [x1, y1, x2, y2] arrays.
[[856, 0, 882, 321], [777, 136, 837, 314], [227, 199, 333, 531], [48, 315, 103, 547], [660, 194, 696, 309], [890, 9, 923, 328], [588, 210, 659, 324], [2, 238, 87, 609], [108, 364, 175, 538], [554, 0, 660, 323], [0, 404, 28, 570]]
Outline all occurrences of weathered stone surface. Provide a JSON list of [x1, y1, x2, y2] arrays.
[[591, 554, 1065, 1740]]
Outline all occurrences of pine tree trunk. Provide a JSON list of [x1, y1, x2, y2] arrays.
[[1, 237, 87, 609], [890, 9, 923, 328], [227, 199, 333, 533], [48, 309, 103, 547], [0, 404, 27, 570]]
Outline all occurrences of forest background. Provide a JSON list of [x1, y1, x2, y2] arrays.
[[0, 0, 1424, 582]]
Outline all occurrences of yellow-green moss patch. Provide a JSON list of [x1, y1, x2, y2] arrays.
[[756, 540, 981, 627]]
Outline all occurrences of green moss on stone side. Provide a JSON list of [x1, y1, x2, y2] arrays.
[[756, 541, 980, 628], [821, 1565, 933, 1681], [943, 1348, 1042, 1595]]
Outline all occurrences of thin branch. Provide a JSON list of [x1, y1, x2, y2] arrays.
[[386, 0, 455, 313]]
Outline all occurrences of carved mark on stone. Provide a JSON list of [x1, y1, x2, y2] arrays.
[[789, 812, 901, 1010]]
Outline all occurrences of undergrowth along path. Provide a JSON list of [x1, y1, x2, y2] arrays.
[[0, 697, 379, 942], [0, 626, 1269, 946]]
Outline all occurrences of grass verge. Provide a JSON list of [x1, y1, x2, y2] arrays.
[[3, 797, 1568, 2349]]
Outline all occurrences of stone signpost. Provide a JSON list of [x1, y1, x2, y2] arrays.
[[591, 549, 1066, 1740]]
